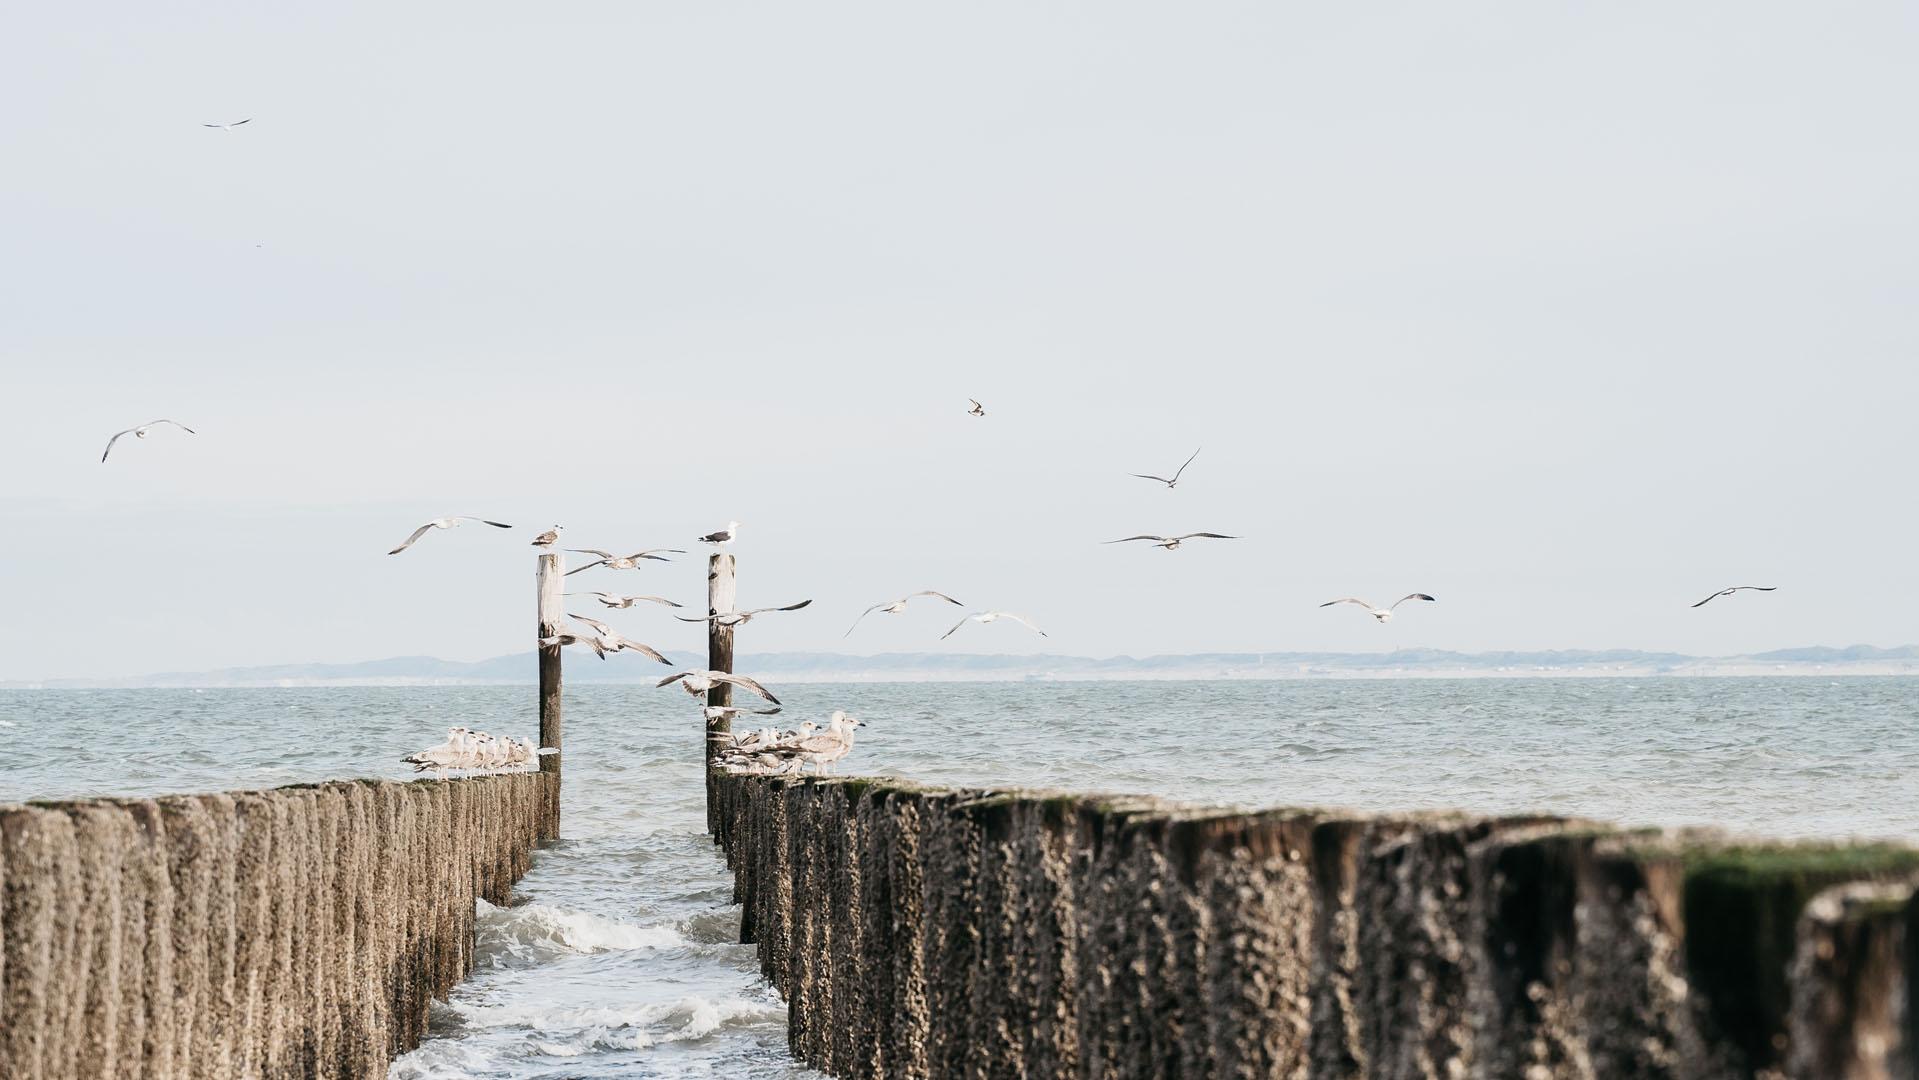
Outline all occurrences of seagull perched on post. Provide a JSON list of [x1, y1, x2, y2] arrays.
[[101, 420, 196, 462], [564, 592, 683, 610], [1691, 585, 1777, 608], [967, 399, 986, 417], [387, 516, 513, 554], [941, 611, 1047, 640], [698, 521, 741, 547], [565, 614, 673, 664], [202, 118, 251, 131], [845, 591, 964, 637], [676, 599, 812, 628], [657, 669, 782, 704], [1104, 532, 1237, 551], [565, 548, 686, 574], [530, 526, 564, 548], [1319, 594, 1436, 623], [1131, 447, 1202, 489]]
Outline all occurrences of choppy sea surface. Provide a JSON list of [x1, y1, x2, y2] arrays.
[[4, 677, 1916, 1078]]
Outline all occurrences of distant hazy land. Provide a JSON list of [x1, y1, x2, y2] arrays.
[[6, 645, 1919, 689]]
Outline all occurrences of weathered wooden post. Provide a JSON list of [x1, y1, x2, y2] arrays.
[[536, 551, 564, 836], [705, 553, 737, 799]]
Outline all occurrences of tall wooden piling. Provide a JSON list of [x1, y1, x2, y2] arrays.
[[536, 551, 563, 835], [705, 553, 737, 795]]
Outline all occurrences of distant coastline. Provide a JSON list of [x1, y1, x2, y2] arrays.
[[5, 644, 1917, 689]]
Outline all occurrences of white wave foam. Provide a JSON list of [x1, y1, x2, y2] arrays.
[[473, 898, 684, 967], [444, 993, 784, 1057]]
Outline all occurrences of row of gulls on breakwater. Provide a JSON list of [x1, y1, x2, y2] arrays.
[[402, 727, 554, 773], [715, 712, 865, 775]]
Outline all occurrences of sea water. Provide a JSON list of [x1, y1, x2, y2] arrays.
[[4, 677, 1915, 1077]]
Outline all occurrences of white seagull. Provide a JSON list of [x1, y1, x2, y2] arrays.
[[565, 548, 686, 575], [101, 419, 196, 462], [1319, 594, 1436, 623], [387, 516, 513, 555], [1131, 447, 1202, 489], [530, 526, 564, 548], [1105, 532, 1237, 550], [564, 592, 683, 609], [703, 704, 784, 722], [1692, 585, 1777, 609], [657, 669, 782, 704], [676, 599, 812, 628], [845, 591, 965, 637], [202, 119, 251, 131], [941, 611, 1047, 640], [967, 399, 986, 417], [697, 521, 741, 547], [566, 614, 673, 665]]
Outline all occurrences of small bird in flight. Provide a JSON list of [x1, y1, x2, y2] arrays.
[[657, 669, 783, 704], [941, 611, 1047, 640], [563, 614, 672, 664], [1319, 594, 1436, 623], [698, 521, 741, 547], [1691, 585, 1777, 609], [387, 516, 513, 555], [1131, 447, 1202, 489], [564, 592, 683, 609], [845, 591, 965, 637], [677, 599, 813, 627], [202, 119, 251, 131], [530, 526, 564, 548], [565, 548, 686, 575], [967, 399, 986, 417], [1105, 532, 1237, 551], [101, 420, 196, 462]]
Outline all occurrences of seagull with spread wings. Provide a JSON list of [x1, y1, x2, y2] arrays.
[[967, 399, 986, 417], [203, 119, 251, 131], [1105, 532, 1237, 551], [941, 611, 1047, 640], [845, 591, 964, 637], [101, 420, 196, 462], [1319, 594, 1436, 623], [676, 599, 812, 628], [565, 548, 686, 574], [565, 614, 673, 664], [564, 592, 684, 610], [657, 669, 783, 704], [1691, 585, 1777, 608], [1131, 447, 1202, 489], [387, 516, 513, 554]]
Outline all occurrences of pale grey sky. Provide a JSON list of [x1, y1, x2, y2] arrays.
[[3, 2, 1915, 679]]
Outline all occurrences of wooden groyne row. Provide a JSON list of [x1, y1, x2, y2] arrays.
[[709, 772, 1919, 1079], [0, 772, 557, 1080]]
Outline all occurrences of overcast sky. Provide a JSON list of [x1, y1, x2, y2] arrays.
[[2, 2, 1915, 680]]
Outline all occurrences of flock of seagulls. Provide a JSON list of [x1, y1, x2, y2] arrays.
[[402, 727, 553, 773], [715, 711, 865, 775]]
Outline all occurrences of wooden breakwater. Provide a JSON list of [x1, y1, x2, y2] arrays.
[[0, 771, 557, 1080], [708, 772, 1919, 1080]]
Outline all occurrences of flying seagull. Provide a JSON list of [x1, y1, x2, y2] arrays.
[[941, 611, 1047, 640], [1131, 447, 1202, 489], [845, 591, 964, 637], [565, 548, 686, 574], [387, 516, 513, 555], [101, 419, 196, 462], [703, 704, 785, 721], [1104, 532, 1237, 550], [967, 399, 985, 417], [676, 599, 813, 627], [530, 526, 564, 548], [202, 119, 251, 131], [1691, 585, 1777, 609], [1319, 594, 1436, 623], [564, 592, 683, 609], [566, 614, 672, 665], [698, 521, 741, 547], [657, 669, 783, 704]]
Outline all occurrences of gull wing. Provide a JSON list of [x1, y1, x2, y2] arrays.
[[1319, 598, 1375, 609], [619, 641, 673, 665], [1104, 535, 1168, 545], [567, 613, 613, 636], [566, 548, 615, 559], [844, 604, 886, 637], [1173, 533, 1237, 541], [908, 590, 964, 605], [1169, 446, 1201, 482], [715, 673, 782, 705], [100, 429, 134, 462], [940, 614, 979, 640], [1390, 593, 1437, 610], [149, 419, 196, 434], [388, 523, 436, 554], [1000, 613, 1048, 637], [1130, 474, 1173, 484], [656, 672, 693, 688]]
